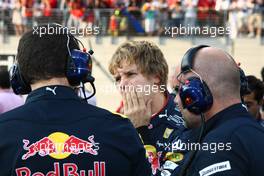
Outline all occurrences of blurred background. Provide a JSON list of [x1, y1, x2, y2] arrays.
[[0, 0, 263, 110]]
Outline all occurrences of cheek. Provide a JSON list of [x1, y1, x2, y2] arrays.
[[175, 94, 183, 109], [129, 76, 153, 89]]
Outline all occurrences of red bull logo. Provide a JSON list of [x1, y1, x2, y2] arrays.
[[145, 145, 161, 175], [22, 132, 99, 160], [63, 135, 98, 155], [22, 137, 56, 160], [16, 162, 106, 176]]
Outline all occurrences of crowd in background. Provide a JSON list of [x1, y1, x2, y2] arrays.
[[0, 0, 263, 37]]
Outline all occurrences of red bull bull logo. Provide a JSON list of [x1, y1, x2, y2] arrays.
[[22, 132, 99, 160], [16, 162, 106, 176], [22, 137, 56, 160], [63, 135, 98, 155], [145, 145, 161, 175]]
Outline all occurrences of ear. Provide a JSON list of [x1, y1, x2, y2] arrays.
[[152, 75, 161, 85]]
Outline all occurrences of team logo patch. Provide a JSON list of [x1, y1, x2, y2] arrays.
[[165, 152, 184, 163], [163, 128, 174, 139], [145, 145, 161, 175], [22, 132, 99, 160], [199, 161, 231, 176]]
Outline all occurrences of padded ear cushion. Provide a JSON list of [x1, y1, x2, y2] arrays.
[[239, 67, 250, 96], [66, 49, 92, 86], [181, 45, 209, 72], [10, 64, 31, 95], [179, 77, 213, 114]]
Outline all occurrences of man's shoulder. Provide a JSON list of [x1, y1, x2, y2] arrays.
[[0, 102, 130, 126], [203, 115, 264, 155], [0, 105, 26, 123]]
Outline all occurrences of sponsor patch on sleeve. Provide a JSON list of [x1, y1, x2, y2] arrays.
[[199, 161, 231, 176]]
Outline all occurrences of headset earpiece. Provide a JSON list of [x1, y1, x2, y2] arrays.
[[179, 77, 213, 114], [66, 49, 93, 86], [179, 45, 248, 114], [239, 67, 250, 96], [10, 64, 31, 95], [179, 45, 213, 114]]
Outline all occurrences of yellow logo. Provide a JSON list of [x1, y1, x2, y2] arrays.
[[48, 132, 71, 159], [163, 128, 174, 139], [165, 152, 184, 162]]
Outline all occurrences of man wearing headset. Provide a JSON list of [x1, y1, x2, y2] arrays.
[[174, 45, 264, 176], [0, 25, 151, 175]]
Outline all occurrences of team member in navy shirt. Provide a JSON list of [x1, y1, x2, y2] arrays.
[[174, 45, 264, 176], [0, 25, 151, 176]]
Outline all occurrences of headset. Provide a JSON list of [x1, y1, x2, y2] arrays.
[[178, 45, 249, 176], [10, 24, 95, 97], [178, 45, 249, 115]]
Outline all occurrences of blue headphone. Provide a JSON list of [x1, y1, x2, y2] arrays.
[[178, 45, 249, 114], [10, 30, 94, 95], [179, 45, 213, 114]]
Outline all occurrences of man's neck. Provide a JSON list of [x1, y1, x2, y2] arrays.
[[204, 98, 241, 122], [31, 78, 70, 91]]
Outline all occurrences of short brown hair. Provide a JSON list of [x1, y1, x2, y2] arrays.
[[17, 25, 79, 84], [109, 41, 168, 86]]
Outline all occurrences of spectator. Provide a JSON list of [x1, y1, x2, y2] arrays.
[[142, 0, 158, 35], [0, 25, 151, 175], [21, 0, 34, 30], [156, 0, 169, 35], [108, 40, 187, 175], [169, 0, 183, 28], [94, 0, 113, 35], [0, 70, 24, 114], [197, 0, 216, 27], [82, 0, 95, 29], [12, 0, 24, 35], [247, 0, 263, 38], [243, 75, 264, 123], [67, 0, 85, 28], [183, 0, 198, 29], [228, 0, 242, 39], [41, 0, 57, 23]]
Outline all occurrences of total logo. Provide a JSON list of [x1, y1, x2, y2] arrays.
[[16, 162, 106, 176], [22, 132, 99, 160]]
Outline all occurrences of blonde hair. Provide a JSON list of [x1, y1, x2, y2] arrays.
[[109, 41, 168, 86]]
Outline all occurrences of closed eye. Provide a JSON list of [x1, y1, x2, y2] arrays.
[[114, 76, 121, 82], [125, 72, 137, 77]]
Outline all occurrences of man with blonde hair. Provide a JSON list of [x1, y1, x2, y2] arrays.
[[109, 40, 187, 175]]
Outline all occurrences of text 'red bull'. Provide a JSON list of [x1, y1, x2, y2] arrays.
[[16, 162, 106, 176]]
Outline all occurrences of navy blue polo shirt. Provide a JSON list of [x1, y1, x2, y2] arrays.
[[185, 103, 264, 176], [0, 85, 151, 176]]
